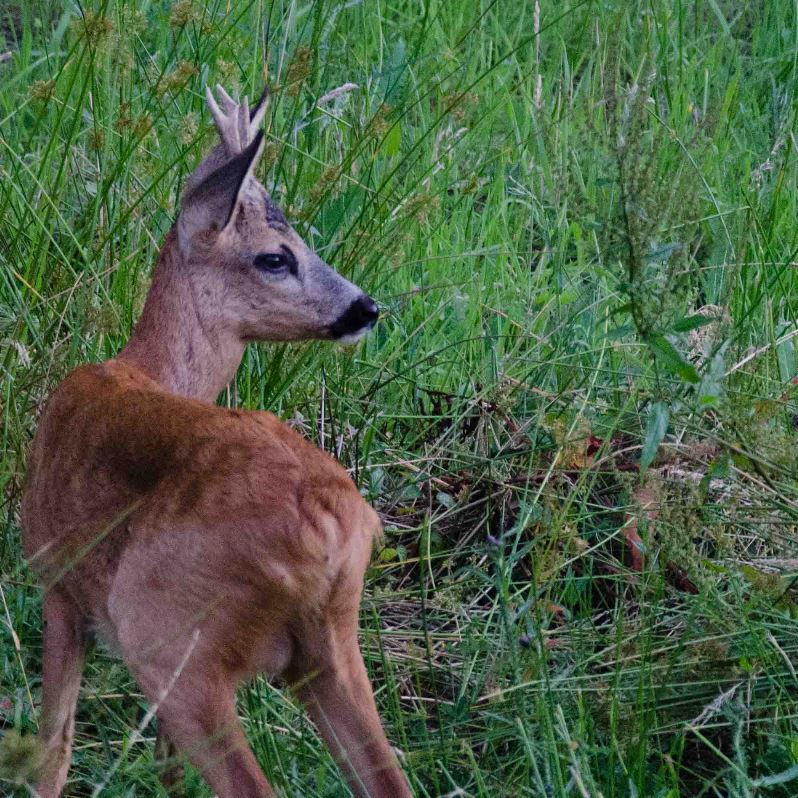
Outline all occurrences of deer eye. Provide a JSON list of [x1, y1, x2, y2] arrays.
[[254, 253, 288, 272], [253, 246, 297, 276]]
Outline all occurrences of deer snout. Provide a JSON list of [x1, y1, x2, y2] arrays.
[[330, 294, 379, 342]]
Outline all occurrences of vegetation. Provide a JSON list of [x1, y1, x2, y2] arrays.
[[1, 0, 797, 795]]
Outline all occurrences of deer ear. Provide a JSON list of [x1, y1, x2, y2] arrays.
[[249, 84, 269, 129], [178, 130, 265, 254]]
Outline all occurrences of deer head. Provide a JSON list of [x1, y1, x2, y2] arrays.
[[176, 84, 378, 343]]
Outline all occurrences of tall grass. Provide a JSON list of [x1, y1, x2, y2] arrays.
[[1, 0, 797, 795]]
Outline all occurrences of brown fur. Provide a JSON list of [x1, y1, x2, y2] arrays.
[[22, 86, 411, 798]]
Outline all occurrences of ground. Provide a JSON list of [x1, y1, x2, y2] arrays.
[[1, 1, 797, 796]]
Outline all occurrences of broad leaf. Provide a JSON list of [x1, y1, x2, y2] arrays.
[[640, 401, 669, 473]]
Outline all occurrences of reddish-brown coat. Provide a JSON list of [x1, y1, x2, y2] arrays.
[[24, 355, 376, 629]]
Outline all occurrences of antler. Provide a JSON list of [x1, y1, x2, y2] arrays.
[[205, 84, 268, 157], [178, 83, 269, 253]]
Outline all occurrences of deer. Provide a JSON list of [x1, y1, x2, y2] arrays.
[[21, 83, 413, 798]]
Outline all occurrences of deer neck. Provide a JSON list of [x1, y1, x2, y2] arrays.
[[118, 228, 245, 403]]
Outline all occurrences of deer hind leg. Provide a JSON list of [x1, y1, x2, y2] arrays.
[[108, 541, 281, 798], [114, 620, 277, 798], [291, 622, 413, 798], [155, 726, 185, 796], [149, 678, 277, 798], [34, 589, 86, 798], [142, 665, 275, 798]]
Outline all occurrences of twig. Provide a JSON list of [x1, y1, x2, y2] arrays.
[[688, 681, 741, 729]]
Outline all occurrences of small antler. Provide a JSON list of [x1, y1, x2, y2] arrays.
[[178, 82, 269, 253], [205, 84, 268, 157]]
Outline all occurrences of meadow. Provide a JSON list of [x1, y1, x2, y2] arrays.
[[1, 0, 798, 795]]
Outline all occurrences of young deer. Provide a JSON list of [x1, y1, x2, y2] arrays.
[[22, 84, 413, 798]]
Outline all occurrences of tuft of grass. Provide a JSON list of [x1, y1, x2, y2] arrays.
[[1, 0, 798, 796]]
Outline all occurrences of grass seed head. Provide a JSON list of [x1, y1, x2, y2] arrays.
[[70, 10, 114, 48], [29, 78, 55, 104], [284, 47, 312, 96], [0, 730, 45, 785], [160, 59, 198, 95], [170, 0, 199, 29]]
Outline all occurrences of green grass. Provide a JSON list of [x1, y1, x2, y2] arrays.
[[2, 0, 798, 795]]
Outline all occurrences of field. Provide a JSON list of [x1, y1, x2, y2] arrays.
[[1, 0, 798, 795]]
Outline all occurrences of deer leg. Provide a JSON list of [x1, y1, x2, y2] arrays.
[[129, 659, 277, 798], [109, 548, 279, 797], [34, 589, 86, 798], [155, 683, 277, 798], [155, 726, 185, 796], [291, 630, 413, 798]]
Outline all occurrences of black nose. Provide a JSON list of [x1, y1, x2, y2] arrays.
[[330, 295, 379, 339]]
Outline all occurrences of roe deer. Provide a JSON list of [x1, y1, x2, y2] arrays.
[[22, 83, 413, 798]]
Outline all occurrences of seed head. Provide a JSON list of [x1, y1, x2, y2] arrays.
[[29, 79, 56, 104], [70, 10, 114, 48], [170, 0, 199, 29]]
